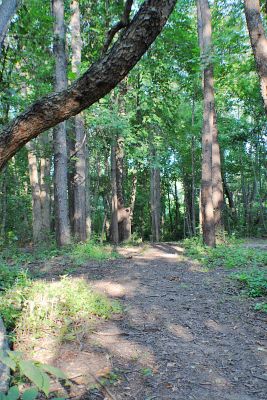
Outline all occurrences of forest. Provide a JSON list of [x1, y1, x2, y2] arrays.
[[0, 0, 266, 399]]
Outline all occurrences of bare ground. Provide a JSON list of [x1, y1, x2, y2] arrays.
[[26, 243, 266, 400]]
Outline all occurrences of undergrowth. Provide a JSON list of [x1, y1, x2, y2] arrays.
[[0, 241, 122, 343], [69, 241, 119, 265], [0, 274, 122, 344], [183, 237, 267, 312]]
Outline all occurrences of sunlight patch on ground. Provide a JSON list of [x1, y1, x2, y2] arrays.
[[168, 323, 194, 342], [92, 279, 139, 298]]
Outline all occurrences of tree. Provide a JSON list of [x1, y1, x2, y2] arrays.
[[0, 0, 177, 170], [244, 0, 267, 113], [197, 0, 223, 246], [0, 0, 19, 53], [52, 0, 71, 246], [70, 0, 87, 242]]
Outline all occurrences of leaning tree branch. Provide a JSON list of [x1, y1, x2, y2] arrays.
[[102, 0, 133, 54], [0, 0, 177, 170]]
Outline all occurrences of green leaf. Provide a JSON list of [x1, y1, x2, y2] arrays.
[[21, 388, 38, 400], [19, 361, 50, 396], [6, 386, 19, 400], [7, 351, 24, 361], [0, 352, 16, 371], [40, 364, 67, 379]]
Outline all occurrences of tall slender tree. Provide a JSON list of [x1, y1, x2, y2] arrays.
[[52, 0, 71, 246], [70, 0, 87, 242], [197, 0, 223, 246], [0, 0, 18, 53], [244, 0, 267, 113]]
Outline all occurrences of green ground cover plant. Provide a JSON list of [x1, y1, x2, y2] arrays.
[[183, 237, 267, 312]]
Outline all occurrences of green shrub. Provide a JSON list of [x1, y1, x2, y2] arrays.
[[182, 237, 267, 270], [232, 270, 267, 297]]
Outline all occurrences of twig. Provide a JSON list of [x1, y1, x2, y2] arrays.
[[102, 0, 133, 54], [251, 374, 267, 382], [87, 371, 117, 400]]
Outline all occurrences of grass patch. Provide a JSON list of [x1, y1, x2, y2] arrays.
[[183, 237, 267, 312], [70, 241, 119, 265], [183, 237, 267, 269], [0, 274, 122, 344]]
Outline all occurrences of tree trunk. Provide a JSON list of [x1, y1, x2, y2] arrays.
[[71, 0, 87, 242], [198, 0, 215, 247], [174, 179, 180, 238], [0, 0, 177, 169], [150, 147, 161, 242], [110, 137, 119, 245], [52, 0, 71, 246], [191, 99, 196, 235], [0, 166, 7, 238], [244, 0, 267, 113], [86, 141, 91, 239], [39, 132, 51, 237], [26, 141, 43, 243], [167, 182, 173, 234], [0, 0, 18, 53]]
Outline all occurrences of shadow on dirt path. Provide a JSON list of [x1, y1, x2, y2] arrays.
[[28, 243, 267, 399]]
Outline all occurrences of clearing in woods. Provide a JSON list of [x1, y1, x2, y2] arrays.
[[25, 243, 266, 399]]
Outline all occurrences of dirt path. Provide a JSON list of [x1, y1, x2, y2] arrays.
[[31, 243, 267, 399]]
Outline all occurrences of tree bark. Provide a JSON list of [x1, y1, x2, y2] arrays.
[[26, 141, 43, 243], [150, 146, 161, 242], [70, 0, 87, 242], [110, 137, 119, 245], [244, 0, 267, 112], [0, 0, 18, 53], [52, 0, 71, 246], [0, 166, 7, 238], [0, 0, 177, 169], [198, 0, 215, 247], [191, 98, 196, 236], [39, 132, 51, 236]]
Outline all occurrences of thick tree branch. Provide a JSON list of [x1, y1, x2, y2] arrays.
[[0, 0, 177, 169], [102, 0, 134, 54]]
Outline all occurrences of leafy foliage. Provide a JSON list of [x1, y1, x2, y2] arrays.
[[0, 350, 66, 399]]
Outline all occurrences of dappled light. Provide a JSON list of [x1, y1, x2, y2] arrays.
[[0, 0, 266, 398]]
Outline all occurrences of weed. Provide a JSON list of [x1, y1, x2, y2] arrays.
[[183, 237, 267, 312], [69, 241, 119, 265], [231, 270, 267, 298]]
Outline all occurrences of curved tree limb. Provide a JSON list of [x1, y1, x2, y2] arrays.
[[0, 0, 177, 169]]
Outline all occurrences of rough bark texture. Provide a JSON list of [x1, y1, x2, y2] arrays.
[[71, 0, 87, 242], [0, 0, 18, 52], [110, 138, 119, 245], [52, 0, 71, 246], [0, 0, 177, 169], [26, 141, 43, 243], [0, 166, 7, 237], [198, 0, 215, 247], [39, 133, 51, 236], [212, 108, 224, 239], [244, 0, 267, 112], [116, 135, 131, 242], [150, 146, 161, 242]]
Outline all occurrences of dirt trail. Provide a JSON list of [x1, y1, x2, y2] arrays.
[[32, 243, 267, 399]]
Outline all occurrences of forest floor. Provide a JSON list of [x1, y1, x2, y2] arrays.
[[25, 242, 266, 400]]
